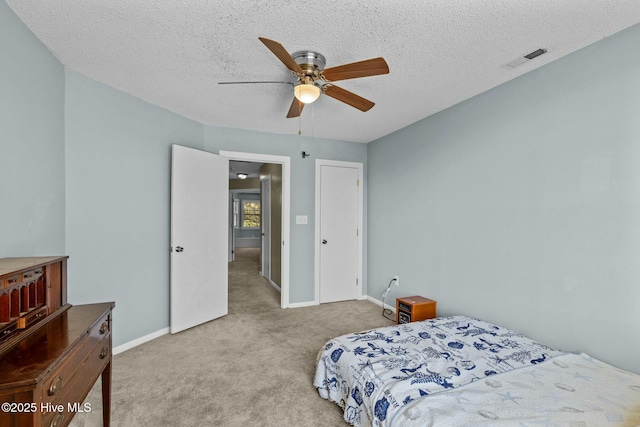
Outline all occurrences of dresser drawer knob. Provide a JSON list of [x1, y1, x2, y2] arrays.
[[99, 321, 109, 335], [48, 376, 63, 396], [51, 412, 64, 427], [99, 346, 109, 359]]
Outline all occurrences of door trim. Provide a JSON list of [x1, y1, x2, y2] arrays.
[[228, 192, 235, 262], [260, 176, 271, 281], [220, 150, 290, 309], [314, 159, 364, 304]]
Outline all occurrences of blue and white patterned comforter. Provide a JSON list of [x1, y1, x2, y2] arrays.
[[314, 316, 565, 427]]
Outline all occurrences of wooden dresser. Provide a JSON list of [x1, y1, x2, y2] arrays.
[[0, 257, 114, 427]]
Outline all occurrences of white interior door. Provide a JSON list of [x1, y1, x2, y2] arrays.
[[261, 177, 271, 280], [318, 163, 361, 303], [171, 145, 228, 334]]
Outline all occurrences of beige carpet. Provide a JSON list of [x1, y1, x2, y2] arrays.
[[70, 248, 394, 426]]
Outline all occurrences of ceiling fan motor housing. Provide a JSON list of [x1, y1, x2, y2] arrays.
[[292, 51, 326, 71], [292, 51, 327, 91]]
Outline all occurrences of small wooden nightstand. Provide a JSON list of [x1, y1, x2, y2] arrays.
[[396, 296, 437, 324]]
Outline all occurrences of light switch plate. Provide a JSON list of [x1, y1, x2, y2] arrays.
[[296, 215, 308, 225]]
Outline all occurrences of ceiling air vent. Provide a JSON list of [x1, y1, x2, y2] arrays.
[[503, 48, 548, 69]]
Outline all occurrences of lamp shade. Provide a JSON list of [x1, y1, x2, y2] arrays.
[[293, 83, 321, 104]]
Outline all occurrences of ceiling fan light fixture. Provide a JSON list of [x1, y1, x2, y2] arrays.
[[255, 37, 389, 117], [294, 83, 321, 104]]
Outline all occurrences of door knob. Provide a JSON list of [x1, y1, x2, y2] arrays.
[[175, 246, 184, 252], [322, 239, 327, 244]]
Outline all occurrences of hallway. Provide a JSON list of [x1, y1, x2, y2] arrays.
[[228, 247, 280, 314]]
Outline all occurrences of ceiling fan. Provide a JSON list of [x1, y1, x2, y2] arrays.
[[219, 37, 389, 118]]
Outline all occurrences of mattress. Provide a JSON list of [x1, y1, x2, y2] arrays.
[[314, 315, 640, 426]]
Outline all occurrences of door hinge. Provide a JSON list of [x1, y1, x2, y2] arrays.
[[356, 278, 359, 285]]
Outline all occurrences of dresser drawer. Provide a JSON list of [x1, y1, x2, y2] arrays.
[[88, 311, 111, 342], [41, 332, 111, 426], [41, 311, 111, 406], [41, 410, 70, 427], [41, 345, 86, 407], [78, 332, 111, 388]]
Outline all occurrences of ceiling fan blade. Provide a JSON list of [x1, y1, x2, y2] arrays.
[[259, 37, 303, 75], [322, 57, 389, 82], [286, 98, 304, 118], [323, 85, 375, 112]]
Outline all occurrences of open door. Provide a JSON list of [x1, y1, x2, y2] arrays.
[[171, 145, 229, 334]]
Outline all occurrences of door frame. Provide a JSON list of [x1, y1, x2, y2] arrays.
[[314, 159, 364, 304], [260, 176, 271, 281], [228, 192, 236, 262], [220, 150, 290, 309]]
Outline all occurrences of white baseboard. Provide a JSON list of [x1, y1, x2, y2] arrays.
[[366, 295, 396, 313], [113, 327, 170, 355], [287, 297, 396, 311], [268, 279, 281, 292], [287, 300, 318, 309], [258, 274, 281, 293]]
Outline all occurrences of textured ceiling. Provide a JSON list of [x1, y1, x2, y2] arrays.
[[6, 0, 640, 143]]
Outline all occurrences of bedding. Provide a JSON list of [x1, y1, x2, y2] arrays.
[[392, 352, 640, 426], [314, 316, 640, 427]]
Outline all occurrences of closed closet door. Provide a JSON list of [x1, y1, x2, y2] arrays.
[[318, 163, 361, 303]]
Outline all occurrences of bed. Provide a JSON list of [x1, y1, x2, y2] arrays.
[[314, 316, 640, 426]]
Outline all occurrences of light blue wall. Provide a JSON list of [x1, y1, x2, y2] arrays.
[[367, 23, 640, 373], [0, 1, 65, 257], [204, 127, 368, 303], [64, 71, 204, 346]]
